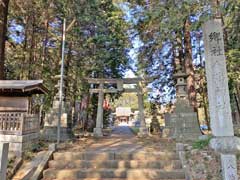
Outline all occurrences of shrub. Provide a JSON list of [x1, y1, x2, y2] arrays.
[[192, 136, 212, 150], [130, 127, 139, 135]]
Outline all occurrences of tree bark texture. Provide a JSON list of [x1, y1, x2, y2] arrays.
[[184, 18, 197, 109], [0, 0, 10, 79]]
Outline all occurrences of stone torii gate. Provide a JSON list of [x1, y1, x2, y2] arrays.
[[86, 77, 155, 137]]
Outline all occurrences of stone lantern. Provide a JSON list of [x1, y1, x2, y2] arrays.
[[163, 72, 201, 140]]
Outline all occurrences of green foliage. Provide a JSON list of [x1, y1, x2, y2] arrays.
[[5, 0, 130, 120], [23, 141, 48, 160], [236, 153, 240, 160], [192, 136, 212, 150], [23, 151, 35, 161], [227, 50, 240, 82], [3, 0, 240, 130], [7, 156, 15, 169], [103, 109, 112, 128], [130, 127, 139, 135], [31, 141, 48, 152], [113, 93, 139, 110]]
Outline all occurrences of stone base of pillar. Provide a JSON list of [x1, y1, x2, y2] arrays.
[[209, 136, 240, 180], [138, 127, 148, 137], [93, 127, 103, 137], [170, 98, 202, 141], [221, 153, 238, 180], [209, 136, 240, 153], [0, 132, 39, 157], [42, 127, 74, 142]]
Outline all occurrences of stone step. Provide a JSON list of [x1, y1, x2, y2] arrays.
[[42, 178, 186, 180], [48, 160, 182, 169], [53, 152, 179, 161], [43, 169, 185, 179]]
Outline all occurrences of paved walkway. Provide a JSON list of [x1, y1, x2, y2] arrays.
[[58, 125, 175, 154], [111, 125, 134, 137], [78, 126, 141, 153]]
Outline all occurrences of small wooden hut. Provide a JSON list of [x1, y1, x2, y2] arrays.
[[0, 80, 48, 156]]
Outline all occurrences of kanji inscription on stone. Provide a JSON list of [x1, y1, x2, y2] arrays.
[[221, 154, 238, 180], [208, 32, 224, 56]]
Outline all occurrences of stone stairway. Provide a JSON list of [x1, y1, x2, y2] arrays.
[[42, 151, 186, 180]]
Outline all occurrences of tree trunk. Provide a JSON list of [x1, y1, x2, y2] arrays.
[[21, 15, 29, 80], [184, 18, 197, 109], [41, 13, 49, 78], [28, 14, 36, 79], [65, 42, 72, 98], [203, 88, 211, 130], [173, 35, 184, 73], [234, 93, 240, 124], [0, 0, 10, 79], [235, 83, 240, 124]]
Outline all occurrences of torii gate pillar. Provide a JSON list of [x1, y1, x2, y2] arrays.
[[93, 83, 104, 137], [137, 83, 148, 137]]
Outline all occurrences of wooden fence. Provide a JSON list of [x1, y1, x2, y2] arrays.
[[0, 112, 39, 135]]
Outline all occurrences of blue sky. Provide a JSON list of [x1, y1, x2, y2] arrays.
[[9, 20, 25, 44]]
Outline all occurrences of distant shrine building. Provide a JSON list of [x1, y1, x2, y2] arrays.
[[115, 107, 133, 124]]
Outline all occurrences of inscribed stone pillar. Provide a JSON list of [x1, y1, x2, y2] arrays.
[[203, 19, 240, 180], [203, 19, 234, 137], [137, 84, 148, 136], [93, 83, 104, 137], [0, 143, 9, 180]]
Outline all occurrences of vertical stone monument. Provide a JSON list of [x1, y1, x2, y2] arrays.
[[203, 18, 240, 180], [43, 75, 73, 141], [0, 143, 9, 180], [168, 72, 201, 140]]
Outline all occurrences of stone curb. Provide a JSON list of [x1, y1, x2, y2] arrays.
[[176, 143, 192, 180], [13, 143, 56, 180], [30, 150, 54, 180]]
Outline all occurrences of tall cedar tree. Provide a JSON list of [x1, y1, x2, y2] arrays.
[[0, 0, 9, 79]]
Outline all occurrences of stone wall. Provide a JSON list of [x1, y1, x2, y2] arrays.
[[0, 132, 39, 156]]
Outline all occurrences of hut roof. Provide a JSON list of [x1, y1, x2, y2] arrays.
[[116, 107, 132, 117], [0, 80, 48, 96]]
